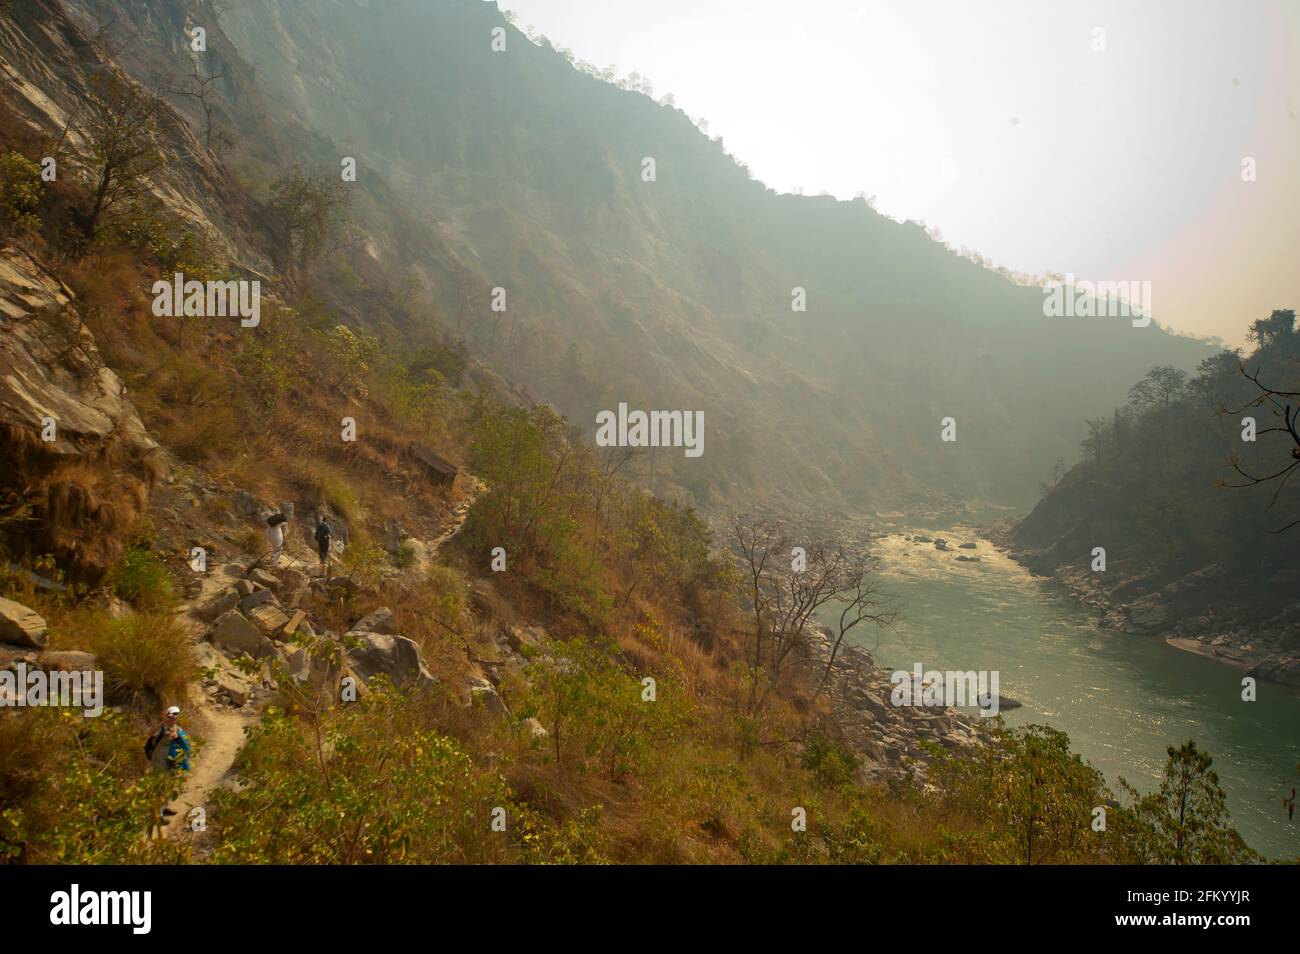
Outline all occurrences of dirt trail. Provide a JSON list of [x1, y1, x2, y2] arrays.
[[162, 571, 255, 844], [158, 482, 483, 843]]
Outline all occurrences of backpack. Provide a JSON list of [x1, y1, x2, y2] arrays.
[[144, 727, 164, 760], [315, 521, 332, 543]]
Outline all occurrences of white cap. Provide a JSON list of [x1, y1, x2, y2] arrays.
[[166, 706, 181, 716]]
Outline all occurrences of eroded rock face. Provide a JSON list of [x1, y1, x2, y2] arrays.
[[0, 596, 47, 649], [0, 252, 162, 575]]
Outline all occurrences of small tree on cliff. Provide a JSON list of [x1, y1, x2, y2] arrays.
[[267, 165, 351, 283], [79, 73, 165, 247]]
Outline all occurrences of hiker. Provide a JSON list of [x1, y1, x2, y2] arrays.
[[145, 705, 191, 822], [314, 514, 334, 570], [265, 511, 288, 566]]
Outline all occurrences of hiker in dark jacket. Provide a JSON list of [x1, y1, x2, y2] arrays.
[[314, 515, 333, 569]]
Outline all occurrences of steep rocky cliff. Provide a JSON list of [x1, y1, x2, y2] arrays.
[[0, 250, 161, 574]]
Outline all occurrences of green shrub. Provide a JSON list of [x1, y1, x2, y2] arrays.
[[521, 638, 692, 781], [801, 727, 860, 790], [0, 151, 40, 233], [211, 684, 512, 863], [103, 545, 177, 611], [929, 722, 1109, 864], [0, 708, 188, 863]]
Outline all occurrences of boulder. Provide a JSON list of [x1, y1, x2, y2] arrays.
[[237, 589, 276, 613], [281, 609, 307, 639], [276, 568, 309, 603], [210, 610, 274, 658], [1249, 655, 1300, 688], [286, 646, 339, 692], [0, 597, 47, 649], [249, 568, 279, 589], [0, 644, 38, 672], [463, 675, 506, 717], [37, 650, 95, 672], [0, 253, 159, 575], [214, 670, 252, 706], [192, 642, 225, 670], [502, 624, 546, 653], [345, 632, 434, 688], [353, 607, 397, 635], [523, 716, 548, 739], [248, 602, 292, 636], [197, 587, 240, 622], [1127, 592, 1173, 632], [958, 542, 977, 549]]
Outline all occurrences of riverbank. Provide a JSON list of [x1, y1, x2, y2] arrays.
[[854, 523, 1300, 858], [984, 523, 1300, 690], [803, 625, 985, 784]]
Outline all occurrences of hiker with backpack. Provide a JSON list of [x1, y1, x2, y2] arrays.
[[145, 705, 191, 823], [314, 514, 334, 571], [265, 511, 288, 566]]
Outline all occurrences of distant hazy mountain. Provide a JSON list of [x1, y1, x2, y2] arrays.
[[211, 0, 1216, 512]]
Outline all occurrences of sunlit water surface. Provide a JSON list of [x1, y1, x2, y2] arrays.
[[828, 526, 1300, 859]]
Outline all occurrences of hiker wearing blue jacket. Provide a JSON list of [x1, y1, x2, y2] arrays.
[[146, 705, 191, 822]]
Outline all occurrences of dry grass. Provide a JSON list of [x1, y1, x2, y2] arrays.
[[84, 610, 195, 710]]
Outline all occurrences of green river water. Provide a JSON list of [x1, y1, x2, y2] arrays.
[[835, 524, 1300, 860]]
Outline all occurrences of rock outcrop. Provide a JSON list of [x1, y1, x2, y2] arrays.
[[0, 252, 162, 575], [0, 596, 48, 649], [345, 631, 436, 689]]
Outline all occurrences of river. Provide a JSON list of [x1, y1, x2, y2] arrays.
[[838, 524, 1300, 860]]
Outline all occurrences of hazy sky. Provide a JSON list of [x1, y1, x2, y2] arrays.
[[500, 0, 1299, 347]]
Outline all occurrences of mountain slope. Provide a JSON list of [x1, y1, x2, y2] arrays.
[[211, 0, 1215, 512]]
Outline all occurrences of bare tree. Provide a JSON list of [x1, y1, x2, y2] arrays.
[[155, 58, 228, 153], [813, 559, 897, 701], [1223, 364, 1300, 532], [732, 516, 894, 713], [732, 515, 782, 711]]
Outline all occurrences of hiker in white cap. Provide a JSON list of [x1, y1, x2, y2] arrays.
[[145, 705, 191, 822]]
